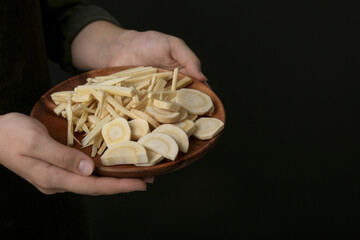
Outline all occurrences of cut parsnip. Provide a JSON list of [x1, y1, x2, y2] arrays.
[[101, 141, 148, 166], [128, 119, 150, 140], [82, 115, 112, 147], [173, 120, 196, 137], [54, 102, 67, 116], [177, 108, 188, 122], [65, 96, 74, 146], [51, 66, 223, 168], [75, 85, 135, 97], [145, 105, 180, 123], [187, 113, 198, 122], [165, 77, 193, 90], [153, 124, 189, 153], [193, 117, 224, 140], [92, 76, 131, 86], [171, 67, 179, 91], [138, 132, 179, 160], [135, 149, 164, 166], [102, 117, 131, 147], [205, 105, 215, 116], [130, 109, 160, 128], [153, 99, 181, 112], [176, 88, 213, 115], [148, 91, 178, 100], [71, 93, 92, 102]]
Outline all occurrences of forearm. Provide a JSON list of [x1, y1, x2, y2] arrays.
[[71, 20, 127, 70]]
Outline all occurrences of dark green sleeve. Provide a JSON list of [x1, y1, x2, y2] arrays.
[[40, 0, 120, 73]]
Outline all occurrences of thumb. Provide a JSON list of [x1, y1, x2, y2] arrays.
[[28, 133, 94, 176]]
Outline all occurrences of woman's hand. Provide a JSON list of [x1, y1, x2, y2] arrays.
[[0, 113, 152, 195], [71, 21, 207, 81]]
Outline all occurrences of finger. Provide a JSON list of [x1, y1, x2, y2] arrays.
[[49, 164, 147, 195], [143, 176, 155, 184], [170, 37, 207, 82], [24, 133, 94, 176], [22, 156, 147, 195]]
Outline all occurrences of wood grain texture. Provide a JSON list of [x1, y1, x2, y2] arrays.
[[31, 66, 226, 178]]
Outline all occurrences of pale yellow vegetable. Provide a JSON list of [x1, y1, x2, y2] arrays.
[[138, 132, 179, 160], [101, 141, 148, 166], [101, 117, 131, 147], [193, 117, 224, 140]]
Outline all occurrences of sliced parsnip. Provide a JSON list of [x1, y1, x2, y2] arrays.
[[187, 113, 198, 121], [138, 132, 179, 160], [173, 120, 196, 137], [165, 77, 193, 90], [177, 108, 188, 122], [71, 93, 92, 102], [148, 90, 178, 100], [193, 117, 224, 140], [152, 78, 167, 92], [54, 102, 67, 115], [128, 119, 150, 141], [176, 88, 213, 115], [153, 99, 181, 112], [106, 94, 140, 120], [171, 67, 179, 91], [153, 124, 189, 153], [65, 96, 74, 146], [205, 105, 215, 116], [82, 115, 112, 147], [130, 109, 160, 128], [74, 111, 89, 132], [97, 141, 107, 156], [135, 149, 164, 166], [101, 141, 148, 166], [105, 103, 120, 119], [51, 91, 73, 103], [76, 85, 135, 97], [145, 105, 180, 123], [101, 117, 131, 147], [92, 76, 131, 86]]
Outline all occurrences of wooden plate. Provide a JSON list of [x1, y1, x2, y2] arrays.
[[31, 66, 225, 178]]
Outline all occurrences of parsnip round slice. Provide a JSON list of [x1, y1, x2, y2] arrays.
[[130, 109, 160, 128], [135, 149, 164, 166], [145, 106, 180, 124], [187, 113, 198, 122], [173, 120, 196, 137], [138, 132, 179, 160], [193, 117, 224, 140], [177, 108, 188, 122], [100, 141, 148, 166], [101, 117, 131, 147], [153, 99, 181, 112], [128, 119, 150, 141], [205, 105, 215, 116], [176, 88, 213, 115], [153, 124, 189, 153]]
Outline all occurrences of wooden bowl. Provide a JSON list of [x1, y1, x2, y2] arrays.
[[31, 66, 225, 178]]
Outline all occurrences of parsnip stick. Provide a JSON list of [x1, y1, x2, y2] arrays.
[[171, 67, 179, 91], [81, 115, 112, 147], [54, 102, 67, 115], [65, 95, 74, 146]]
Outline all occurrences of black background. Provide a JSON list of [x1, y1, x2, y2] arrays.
[[49, 1, 360, 239]]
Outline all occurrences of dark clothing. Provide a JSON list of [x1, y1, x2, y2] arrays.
[[0, 0, 119, 238]]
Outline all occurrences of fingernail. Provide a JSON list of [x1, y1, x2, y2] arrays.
[[78, 160, 93, 175]]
